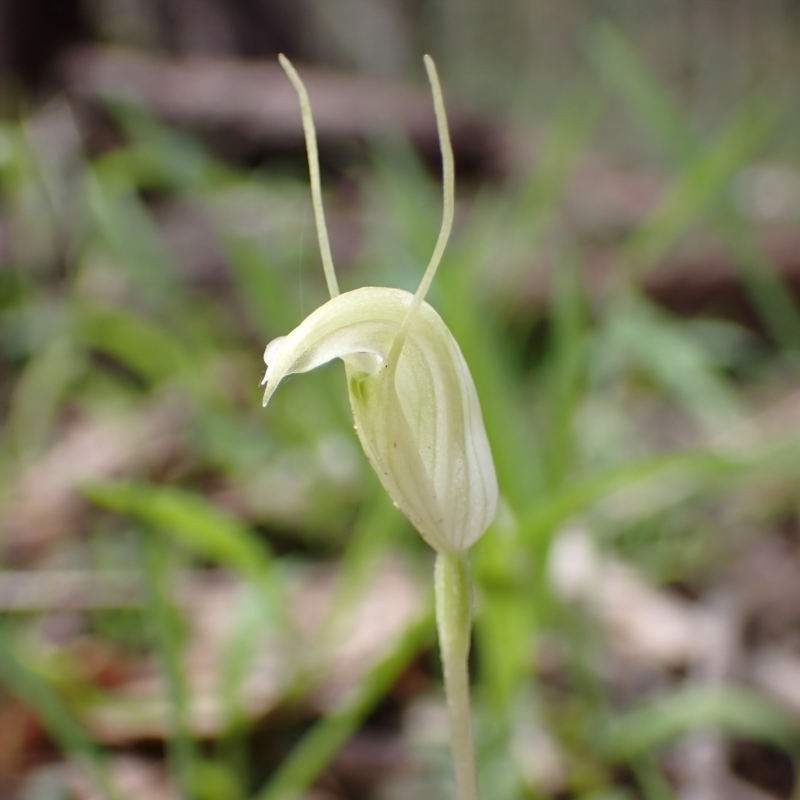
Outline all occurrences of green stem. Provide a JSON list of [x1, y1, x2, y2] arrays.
[[435, 551, 478, 800]]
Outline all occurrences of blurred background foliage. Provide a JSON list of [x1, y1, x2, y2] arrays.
[[2, 1, 800, 799]]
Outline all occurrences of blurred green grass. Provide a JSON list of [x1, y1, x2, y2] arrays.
[[2, 25, 800, 800]]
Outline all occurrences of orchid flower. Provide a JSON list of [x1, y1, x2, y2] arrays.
[[263, 54, 497, 800]]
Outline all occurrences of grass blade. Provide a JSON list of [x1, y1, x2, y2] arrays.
[[252, 611, 434, 800], [624, 102, 774, 274], [0, 621, 116, 799], [139, 531, 198, 796], [602, 685, 798, 758], [588, 24, 800, 351], [83, 481, 274, 580]]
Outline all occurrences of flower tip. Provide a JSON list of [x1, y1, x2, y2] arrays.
[[261, 378, 275, 406], [261, 335, 288, 404], [264, 336, 286, 367]]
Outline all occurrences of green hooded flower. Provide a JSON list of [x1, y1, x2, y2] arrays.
[[262, 56, 497, 555]]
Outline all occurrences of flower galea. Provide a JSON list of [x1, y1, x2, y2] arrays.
[[262, 55, 498, 556]]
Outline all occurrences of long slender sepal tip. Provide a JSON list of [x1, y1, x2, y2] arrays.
[[412, 54, 454, 313], [277, 53, 340, 300]]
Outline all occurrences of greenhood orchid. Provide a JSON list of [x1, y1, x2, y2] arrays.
[[263, 55, 496, 800], [262, 55, 497, 557]]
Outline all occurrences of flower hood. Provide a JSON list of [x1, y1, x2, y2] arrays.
[[262, 286, 497, 553]]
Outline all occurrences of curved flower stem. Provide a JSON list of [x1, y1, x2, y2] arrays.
[[435, 551, 478, 800]]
